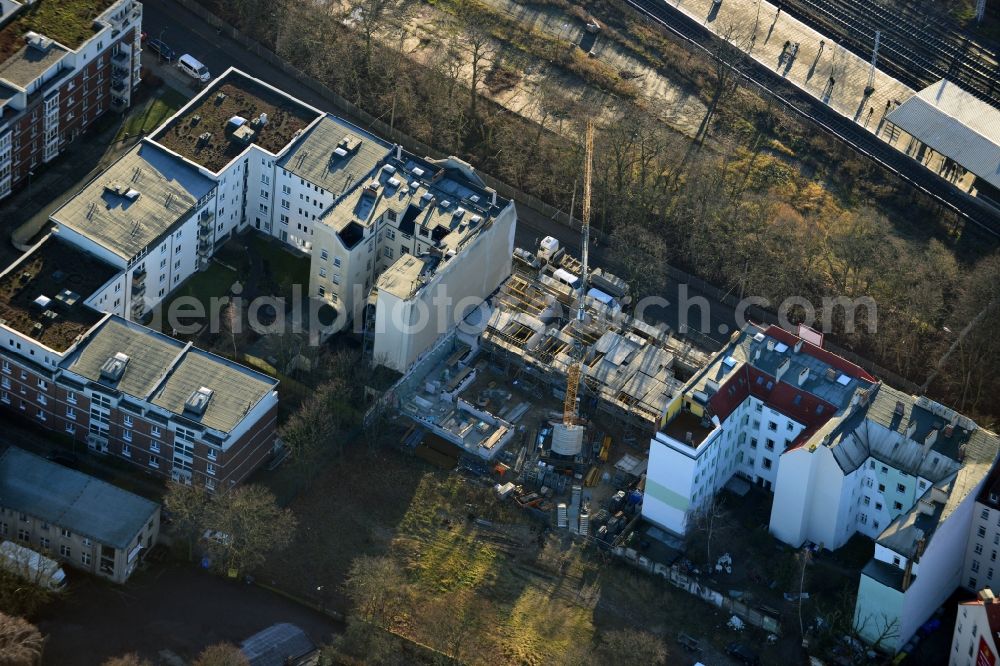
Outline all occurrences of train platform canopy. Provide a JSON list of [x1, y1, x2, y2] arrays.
[[887, 79, 1000, 189]]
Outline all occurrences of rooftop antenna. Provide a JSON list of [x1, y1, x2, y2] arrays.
[[577, 120, 593, 323]]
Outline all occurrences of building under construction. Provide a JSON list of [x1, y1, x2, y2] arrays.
[[480, 238, 711, 435]]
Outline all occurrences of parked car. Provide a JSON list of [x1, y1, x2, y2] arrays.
[[146, 38, 175, 62], [725, 642, 760, 665], [46, 451, 79, 469], [177, 53, 211, 82]]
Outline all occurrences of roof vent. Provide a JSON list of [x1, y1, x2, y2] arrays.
[[469, 194, 481, 204], [753, 332, 766, 343], [100, 352, 131, 382], [184, 386, 214, 415], [32, 295, 51, 309], [337, 136, 362, 154], [439, 199, 451, 210], [24, 32, 53, 52]]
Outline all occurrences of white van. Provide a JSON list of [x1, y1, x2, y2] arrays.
[[177, 54, 211, 82]]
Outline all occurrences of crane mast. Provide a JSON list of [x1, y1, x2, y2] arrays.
[[576, 121, 593, 322]]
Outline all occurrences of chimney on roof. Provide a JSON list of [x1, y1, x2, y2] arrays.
[[907, 419, 918, 440], [775, 357, 791, 383], [794, 339, 804, 353], [685, 431, 693, 444], [980, 588, 996, 604], [797, 367, 810, 386], [767, 339, 776, 352], [924, 428, 939, 451], [754, 347, 761, 361], [894, 400, 905, 416]]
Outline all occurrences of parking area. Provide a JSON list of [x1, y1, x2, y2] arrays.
[[37, 560, 340, 665]]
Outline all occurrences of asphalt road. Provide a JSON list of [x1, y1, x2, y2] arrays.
[[141, 0, 739, 347]]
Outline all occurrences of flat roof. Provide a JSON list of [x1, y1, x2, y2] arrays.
[[0, 41, 67, 89], [0, 447, 158, 550], [63, 316, 186, 399], [319, 153, 508, 300], [152, 70, 321, 172], [277, 114, 392, 197], [0, 0, 117, 63], [887, 79, 1000, 189], [63, 316, 278, 434], [51, 141, 216, 261], [0, 236, 117, 352], [150, 347, 278, 433]]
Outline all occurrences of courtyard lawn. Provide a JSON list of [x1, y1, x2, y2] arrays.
[[115, 87, 190, 142]]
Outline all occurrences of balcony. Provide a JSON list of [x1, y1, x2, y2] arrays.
[[132, 267, 146, 284], [131, 300, 145, 317], [131, 281, 145, 297], [198, 224, 212, 239], [111, 96, 128, 112], [199, 209, 215, 225], [197, 240, 212, 257], [111, 79, 127, 94]]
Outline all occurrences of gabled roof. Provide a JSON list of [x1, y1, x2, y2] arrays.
[[0, 448, 158, 550]]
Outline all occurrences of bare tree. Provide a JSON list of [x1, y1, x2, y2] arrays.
[[203, 485, 297, 576], [344, 555, 406, 627], [685, 495, 731, 567], [192, 643, 249, 666], [163, 481, 211, 561], [0, 612, 43, 666]]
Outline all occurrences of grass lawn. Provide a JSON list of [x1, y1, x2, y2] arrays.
[[115, 87, 190, 142], [246, 233, 310, 299], [157, 260, 237, 334]]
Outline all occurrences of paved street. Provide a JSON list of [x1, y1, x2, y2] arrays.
[[38, 562, 340, 665]]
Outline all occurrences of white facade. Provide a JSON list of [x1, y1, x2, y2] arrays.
[[963, 497, 1000, 593], [372, 198, 517, 372], [950, 596, 1000, 666]]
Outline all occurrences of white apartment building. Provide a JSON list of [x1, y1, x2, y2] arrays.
[[47, 68, 516, 373], [644, 323, 1000, 653], [50, 141, 217, 320], [310, 154, 516, 371], [950, 589, 1000, 666], [960, 461, 1000, 598]]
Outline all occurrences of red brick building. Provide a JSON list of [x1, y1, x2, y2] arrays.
[[0, 236, 280, 491], [0, 0, 142, 199]]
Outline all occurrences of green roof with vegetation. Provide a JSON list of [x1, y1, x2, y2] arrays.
[[0, 0, 117, 63]]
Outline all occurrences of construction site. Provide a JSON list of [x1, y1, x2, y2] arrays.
[[390, 123, 712, 544]]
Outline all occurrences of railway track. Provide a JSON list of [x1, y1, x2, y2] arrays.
[[621, 0, 1000, 236], [778, 0, 1000, 106]]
